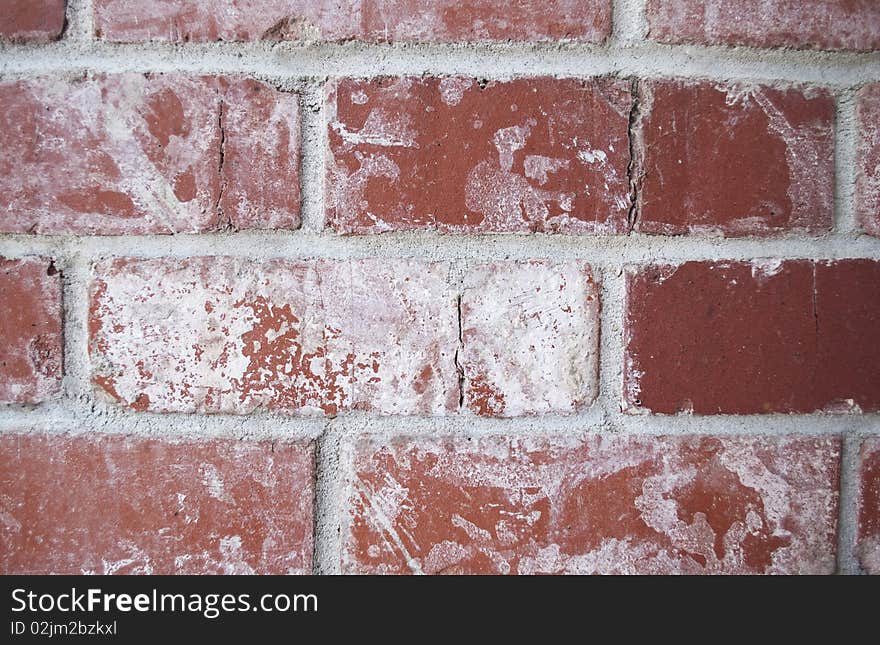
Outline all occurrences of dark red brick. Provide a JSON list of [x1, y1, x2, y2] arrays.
[[813, 260, 880, 413], [0, 432, 314, 574], [625, 260, 880, 414], [636, 80, 835, 237], [326, 76, 632, 234]]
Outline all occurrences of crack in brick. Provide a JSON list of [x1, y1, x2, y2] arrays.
[[810, 261, 820, 403], [626, 78, 644, 233], [216, 95, 229, 230], [454, 293, 465, 410]]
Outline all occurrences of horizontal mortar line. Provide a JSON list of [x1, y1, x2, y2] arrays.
[[326, 415, 880, 438], [2, 406, 876, 438], [1, 232, 879, 262], [0, 42, 879, 85], [0, 405, 326, 441]]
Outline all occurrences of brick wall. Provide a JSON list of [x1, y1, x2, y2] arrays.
[[0, 0, 878, 575]]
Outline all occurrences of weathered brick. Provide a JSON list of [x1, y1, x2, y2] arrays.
[[94, 0, 611, 43], [0, 0, 66, 42], [857, 84, 880, 237], [625, 260, 880, 414], [636, 80, 835, 236], [0, 432, 314, 574], [326, 76, 632, 234], [220, 78, 301, 231], [0, 74, 300, 235], [858, 438, 880, 574], [0, 258, 62, 404], [89, 258, 458, 416], [647, 0, 880, 52], [343, 434, 840, 574], [461, 261, 600, 416]]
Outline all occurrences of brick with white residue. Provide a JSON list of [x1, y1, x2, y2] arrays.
[[0, 432, 314, 574], [858, 438, 880, 574], [647, 0, 880, 51], [461, 261, 600, 416], [89, 257, 458, 416], [94, 0, 612, 43], [0, 0, 65, 42], [326, 76, 632, 234], [0, 74, 300, 234], [0, 258, 63, 404], [636, 79, 835, 237], [857, 84, 880, 237], [344, 434, 840, 574]]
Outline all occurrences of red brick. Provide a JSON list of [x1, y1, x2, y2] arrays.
[[461, 261, 600, 416], [857, 84, 880, 237], [624, 260, 880, 415], [0, 432, 314, 574], [89, 257, 458, 416], [647, 0, 880, 51], [0, 75, 300, 235], [0, 0, 65, 42], [326, 76, 632, 234], [858, 438, 880, 574], [343, 434, 840, 574], [94, 0, 611, 43], [813, 260, 880, 413], [636, 80, 835, 237], [0, 258, 62, 404], [220, 78, 301, 231]]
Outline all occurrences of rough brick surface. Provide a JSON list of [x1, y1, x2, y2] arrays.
[[220, 78, 301, 231], [857, 84, 880, 237], [625, 260, 880, 414], [647, 0, 880, 52], [0, 258, 62, 404], [344, 434, 840, 574], [637, 80, 835, 236], [0, 74, 299, 235], [0, 0, 66, 42], [0, 432, 314, 574], [89, 258, 458, 416], [858, 438, 880, 574], [461, 261, 600, 416], [94, 1, 611, 43], [326, 76, 632, 234]]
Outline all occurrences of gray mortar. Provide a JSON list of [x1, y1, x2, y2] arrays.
[[0, 0, 878, 574]]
